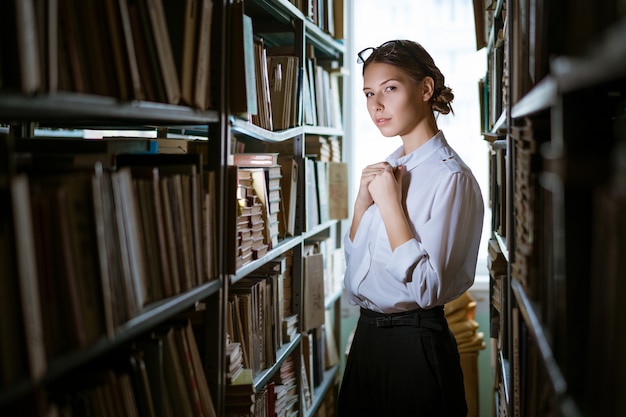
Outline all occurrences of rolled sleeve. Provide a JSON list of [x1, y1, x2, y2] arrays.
[[384, 239, 427, 283]]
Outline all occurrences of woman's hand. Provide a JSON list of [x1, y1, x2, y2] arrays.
[[368, 163, 412, 250], [355, 161, 391, 211], [350, 161, 392, 240], [368, 163, 404, 209]]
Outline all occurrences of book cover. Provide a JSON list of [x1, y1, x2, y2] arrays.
[[305, 157, 319, 231], [303, 251, 324, 331], [328, 161, 348, 219], [315, 160, 329, 224], [230, 1, 257, 117]]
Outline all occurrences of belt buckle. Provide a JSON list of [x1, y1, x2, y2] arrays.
[[375, 316, 393, 327]]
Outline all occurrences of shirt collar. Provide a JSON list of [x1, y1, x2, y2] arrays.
[[385, 130, 448, 170]]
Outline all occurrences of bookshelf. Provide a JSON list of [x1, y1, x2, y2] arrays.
[[0, 0, 348, 416], [476, 0, 626, 416]]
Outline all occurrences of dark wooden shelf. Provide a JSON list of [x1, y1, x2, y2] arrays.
[[230, 118, 344, 143], [43, 280, 222, 384], [0, 92, 219, 125], [232, 236, 301, 283], [510, 279, 581, 414], [511, 76, 557, 119], [551, 19, 626, 93], [253, 334, 302, 391]]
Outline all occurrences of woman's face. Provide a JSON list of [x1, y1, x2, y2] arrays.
[[362, 62, 431, 138]]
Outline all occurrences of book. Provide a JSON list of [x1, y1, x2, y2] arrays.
[[302, 248, 324, 331], [111, 167, 149, 313], [328, 162, 348, 219], [305, 157, 320, 231], [267, 54, 300, 130], [252, 38, 273, 130], [10, 175, 46, 381], [129, 350, 157, 417], [117, 154, 205, 293], [232, 152, 279, 167], [162, 0, 197, 106], [140, 0, 181, 104], [162, 326, 195, 417], [0, 188, 28, 388], [163, 0, 214, 109], [36, 0, 58, 93], [103, 0, 144, 100], [277, 157, 298, 237], [192, 0, 214, 109], [230, 0, 257, 117], [315, 160, 329, 224], [136, 335, 167, 417], [14, 0, 42, 94]]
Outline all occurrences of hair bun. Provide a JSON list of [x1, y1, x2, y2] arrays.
[[432, 86, 454, 115]]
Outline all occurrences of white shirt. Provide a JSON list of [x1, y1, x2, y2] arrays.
[[343, 131, 484, 313]]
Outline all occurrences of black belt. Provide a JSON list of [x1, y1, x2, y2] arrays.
[[359, 306, 446, 331]]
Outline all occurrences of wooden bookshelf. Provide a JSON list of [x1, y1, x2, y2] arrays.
[[477, 0, 626, 416], [0, 0, 349, 416]]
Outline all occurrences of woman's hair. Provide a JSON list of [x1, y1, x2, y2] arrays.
[[360, 40, 454, 115]]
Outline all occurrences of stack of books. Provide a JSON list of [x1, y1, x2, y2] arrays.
[[236, 169, 269, 269], [233, 153, 282, 251], [445, 291, 486, 417]]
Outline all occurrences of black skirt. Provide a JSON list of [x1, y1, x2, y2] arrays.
[[337, 307, 467, 417]]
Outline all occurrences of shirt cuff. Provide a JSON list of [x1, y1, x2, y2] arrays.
[[385, 239, 426, 283]]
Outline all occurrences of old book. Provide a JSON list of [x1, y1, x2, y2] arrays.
[[224, 165, 239, 274], [91, 168, 129, 328], [267, 55, 299, 130], [10, 175, 46, 381], [277, 157, 298, 237], [302, 249, 324, 331], [103, 0, 144, 100], [111, 167, 148, 314], [76, 0, 117, 97], [328, 162, 348, 219], [193, 0, 214, 109], [232, 152, 279, 167], [252, 38, 273, 130], [63, 173, 107, 346], [204, 170, 217, 280], [53, 182, 89, 348], [184, 320, 218, 417], [305, 157, 319, 231], [129, 351, 157, 417], [136, 335, 167, 417], [117, 154, 204, 293], [250, 168, 277, 249], [36, 0, 58, 92], [127, 0, 159, 101], [173, 323, 204, 417], [163, 0, 213, 109], [315, 161, 329, 224], [58, 0, 87, 92], [131, 173, 166, 302], [140, 0, 181, 104], [14, 0, 42, 93], [163, 0, 198, 106], [0, 189, 28, 388], [323, 310, 339, 369], [230, 1, 257, 117], [162, 327, 195, 417]]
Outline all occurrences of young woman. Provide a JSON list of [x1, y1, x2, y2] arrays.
[[338, 40, 484, 416]]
